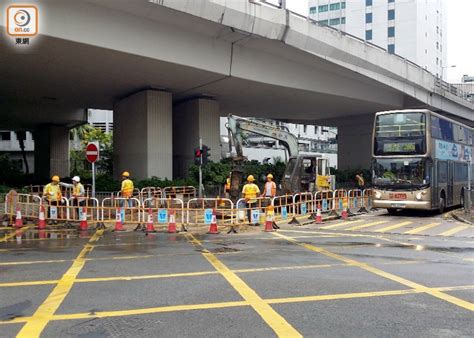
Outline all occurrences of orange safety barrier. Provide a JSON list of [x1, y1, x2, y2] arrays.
[[101, 197, 142, 227], [235, 197, 272, 225], [187, 198, 234, 228], [271, 194, 294, 224], [142, 197, 186, 232]]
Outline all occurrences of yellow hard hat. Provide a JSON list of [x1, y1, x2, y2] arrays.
[[122, 171, 130, 177], [267, 173, 273, 179], [247, 175, 255, 182], [51, 175, 60, 182]]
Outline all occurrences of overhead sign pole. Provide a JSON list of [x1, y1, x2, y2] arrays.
[[86, 142, 100, 198]]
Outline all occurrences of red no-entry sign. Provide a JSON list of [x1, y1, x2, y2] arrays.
[[86, 142, 99, 163]]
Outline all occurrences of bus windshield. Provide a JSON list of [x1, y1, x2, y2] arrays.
[[374, 112, 426, 155], [373, 158, 429, 189]]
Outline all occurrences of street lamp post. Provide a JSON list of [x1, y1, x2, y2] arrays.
[[441, 65, 456, 80]]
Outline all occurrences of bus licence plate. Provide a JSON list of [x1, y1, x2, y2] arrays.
[[391, 203, 406, 208]]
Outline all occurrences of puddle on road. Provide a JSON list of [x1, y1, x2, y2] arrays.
[[0, 300, 32, 321]]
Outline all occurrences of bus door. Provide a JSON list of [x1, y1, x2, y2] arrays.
[[447, 161, 454, 206], [431, 160, 438, 209]]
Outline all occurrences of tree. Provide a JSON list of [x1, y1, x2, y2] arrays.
[[70, 125, 113, 177]]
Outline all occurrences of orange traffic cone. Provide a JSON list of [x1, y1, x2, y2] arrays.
[[341, 207, 348, 220], [264, 206, 275, 232], [15, 206, 23, 228], [314, 207, 324, 224], [79, 207, 88, 231], [167, 209, 177, 233], [38, 205, 46, 229], [207, 209, 219, 234], [146, 208, 156, 233], [114, 208, 125, 231]]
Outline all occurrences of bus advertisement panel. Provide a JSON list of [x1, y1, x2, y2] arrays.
[[434, 140, 472, 162]]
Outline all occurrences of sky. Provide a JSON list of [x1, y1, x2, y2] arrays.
[[285, 0, 473, 83]]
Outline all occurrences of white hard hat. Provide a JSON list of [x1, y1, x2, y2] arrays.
[[72, 176, 80, 182]]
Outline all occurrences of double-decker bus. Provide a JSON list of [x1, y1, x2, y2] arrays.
[[371, 109, 473, 214]]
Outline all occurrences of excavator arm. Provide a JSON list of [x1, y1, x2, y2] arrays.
[[226, 114, 300, 199], [226, 114, 299, 158]]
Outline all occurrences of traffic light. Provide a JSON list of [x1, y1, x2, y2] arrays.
[[194, 147, 202, 165], [202, 145, 211, 165]]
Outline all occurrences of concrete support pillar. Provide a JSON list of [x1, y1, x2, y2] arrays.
[[337, 114, 374, 170], [173, 98, 220, 178], [114, 90, 172, 180], [34, 126, 70, 180]]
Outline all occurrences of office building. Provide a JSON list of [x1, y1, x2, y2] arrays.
[[308, 0, 447, 78]]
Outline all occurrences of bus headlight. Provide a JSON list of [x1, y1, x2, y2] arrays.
[[375, 191, 382, 199], [416, 192, 422, 200]]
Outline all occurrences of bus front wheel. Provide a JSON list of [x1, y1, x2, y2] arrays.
[[387, 208, 399, 215]]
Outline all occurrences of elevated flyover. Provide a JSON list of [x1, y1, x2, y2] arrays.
[[0, 0, 472, 177]]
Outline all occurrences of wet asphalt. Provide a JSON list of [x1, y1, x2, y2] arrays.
[[0, 213, 473, 337]]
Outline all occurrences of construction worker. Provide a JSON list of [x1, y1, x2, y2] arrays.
[[242, 175, 260, 225], [224, 173, 231, 199], [121, 171, 134, 207], [261, 173, 277, 199], [43, 175, 63, 223], [355, 173, 365, 189], [60, 176, 85, 219]]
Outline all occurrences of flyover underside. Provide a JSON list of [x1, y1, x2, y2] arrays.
[[0, 34, 405, 126]]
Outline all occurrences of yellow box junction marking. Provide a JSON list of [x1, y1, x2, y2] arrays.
[[404, 223, 441, 235], [2, 284, 473, 325], [16, 229, 104, 337], [0, 260, 424, 289], [345, 220, 388, 231], [186, 233, 302, 338], [271, 232, 474, 312], [0, 261, 421, 289], [374, 221, 413, 233], [439, 225, 470, 237]]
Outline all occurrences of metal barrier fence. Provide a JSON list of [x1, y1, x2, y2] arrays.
[[3, 189, 374, 228], [187, 198, 234, 227], [143, 197, 185, 227], [235, 197, 272, 225]]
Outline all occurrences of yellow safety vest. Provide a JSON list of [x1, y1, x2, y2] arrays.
[[43, 183, 62, 202], [242, 183, 260, 203], [73, 183, 85, 201], [225, 178, 231, 192], [121, 179, 134, 198]]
